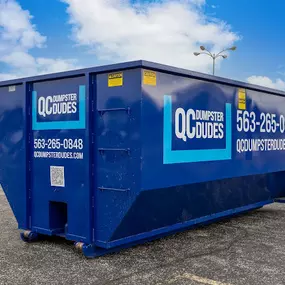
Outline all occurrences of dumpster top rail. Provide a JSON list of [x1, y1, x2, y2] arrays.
[[1, 60, 285, 97]]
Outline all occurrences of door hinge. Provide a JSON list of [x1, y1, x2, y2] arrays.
[[28, 188, 32, 199], [91, 100, 94, 112], [92, 134, 95, 144], [91, 164, 93, 177]]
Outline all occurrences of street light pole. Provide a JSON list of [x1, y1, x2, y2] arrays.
[[213, 55, 215, 75], [194, 46, 236, 75]]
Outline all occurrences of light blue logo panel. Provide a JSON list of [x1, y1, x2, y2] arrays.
[[163, 95, 232, 164], [32, 85, 86, 130]]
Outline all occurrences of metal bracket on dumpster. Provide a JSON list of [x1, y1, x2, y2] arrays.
[[274, 197, 285, 203], [98, 107, 131, 116], [20, 231, 39, 243], [98, 148, 131, 155], [98, 187, 130, 192]]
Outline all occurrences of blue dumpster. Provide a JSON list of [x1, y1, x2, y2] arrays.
[[1, 60, 285, 258]]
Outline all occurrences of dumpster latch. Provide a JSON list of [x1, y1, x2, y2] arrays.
[[98, 148, 131, 155], [274, 197, 285, 203], [98, 107, 131, 116], [98, 187, 130, 192]]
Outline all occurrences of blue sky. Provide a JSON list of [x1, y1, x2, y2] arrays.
[[1, 0, 285, 90]]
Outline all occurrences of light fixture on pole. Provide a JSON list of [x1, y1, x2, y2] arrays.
[[193, 46, 236, 75]]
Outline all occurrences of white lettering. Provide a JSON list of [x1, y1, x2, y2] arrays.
[[175, 108, 187, 142], [37, 93, 78, 118], [186, 109, 195, 139], [38, 97, 46, 117], [174, 107, 225, 141], [236, 138, 285, 153]]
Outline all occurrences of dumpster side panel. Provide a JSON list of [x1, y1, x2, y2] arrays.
[[141, 72, 285, 189], [95, 69, 142, 243], [110, 70, 285, 241], [0, 84, 28, 229]]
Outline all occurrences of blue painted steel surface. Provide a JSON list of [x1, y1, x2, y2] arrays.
[[95, 69, 142, 243], [31, 77, 92, 243], [0, 84, 28, 229], [1, 60, 285, 257], [141, 72, 285, 190]]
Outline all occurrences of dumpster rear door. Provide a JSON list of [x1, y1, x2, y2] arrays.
[[30, 76, 92, 243]]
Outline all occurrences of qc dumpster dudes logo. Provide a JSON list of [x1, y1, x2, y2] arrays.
[[37, 93, 78, 119], [32, 85, 86, 130], [163, 95, 232, 164], [174, 108, 225, 141]]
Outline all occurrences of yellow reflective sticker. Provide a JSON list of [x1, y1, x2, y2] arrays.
[[108, 72, 123, 87], [143, 70, 157, 86], [238, 88, 246, 110]]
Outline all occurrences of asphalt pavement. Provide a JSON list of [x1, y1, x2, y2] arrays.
[[1, 190, 285, 285]]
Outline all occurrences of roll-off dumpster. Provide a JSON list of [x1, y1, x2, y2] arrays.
[[1, 60, 285, 257]]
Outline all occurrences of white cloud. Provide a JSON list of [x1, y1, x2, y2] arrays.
[[0, 0, 46, 50], [0, 57, 79, 81], [247, 76, 285, 91], [62, 0, 239, 73], [0, 0, 78, 81], [35, 58, 79, 74], [0, 73, 17, 81], [1, 51, 36, 68]]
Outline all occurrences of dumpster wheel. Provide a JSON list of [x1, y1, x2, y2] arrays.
[[74, 242, 108, 258], [20, 231, 39, 243], [74, 242, 94, 257]]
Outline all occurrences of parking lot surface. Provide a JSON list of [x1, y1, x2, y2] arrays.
[[1, 190, 285, 285]]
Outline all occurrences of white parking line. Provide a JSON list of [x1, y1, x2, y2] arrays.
[[168, 273, 233, 285]]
